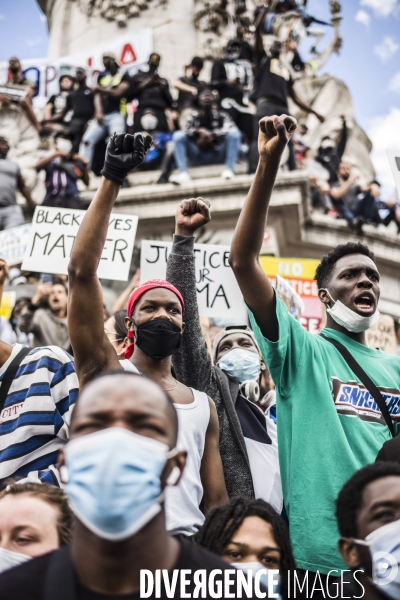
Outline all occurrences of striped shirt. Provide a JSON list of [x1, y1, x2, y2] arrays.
[[0, 344, 78, 488]]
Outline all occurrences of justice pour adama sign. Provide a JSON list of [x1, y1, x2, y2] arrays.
[[22, 207, 138, 281], [140, 240, 248, 320]]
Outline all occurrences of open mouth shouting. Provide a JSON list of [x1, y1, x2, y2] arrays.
[[353, 292, 375, 315]]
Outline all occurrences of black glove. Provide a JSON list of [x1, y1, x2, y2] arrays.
[[101, 132, 153, 185]]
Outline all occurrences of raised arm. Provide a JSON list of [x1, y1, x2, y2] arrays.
[[68, 133, 152, 387], [288, 85, 325, 123], [229, 115, 297, 341], [166, 198, 220, 400], [201, 397, 229, 513], [254, 5, 268, 59]]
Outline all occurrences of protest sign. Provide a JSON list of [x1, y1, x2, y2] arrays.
[[140, 240, 248, 320], [260, 256, 322, 332], [386, 148, 400, 201], [0, 224, 32, 266], [22, 207, 138, 281], [0, 28, 152, 108], [366, 314, 397, 355]]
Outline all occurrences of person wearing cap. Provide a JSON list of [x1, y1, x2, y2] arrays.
[[68, 132, 229, 537], [79, 52, 130, 169], [42, 73, 74, 131], [166, 197, 282, 511], [0, 57, 41, 133], [173, 57, 207, 128], [129, 53, 173, 134]]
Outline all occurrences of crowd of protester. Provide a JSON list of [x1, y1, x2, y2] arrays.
[[0, 116, 397, 599]]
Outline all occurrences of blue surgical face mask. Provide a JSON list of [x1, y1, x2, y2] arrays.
[[218, 348, 261, 383], [231, 562, 281, 598], [63, 427, 176, 541], [354, 518, 400, 600]]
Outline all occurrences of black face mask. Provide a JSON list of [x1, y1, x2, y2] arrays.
[[134, 318, 182, 360]]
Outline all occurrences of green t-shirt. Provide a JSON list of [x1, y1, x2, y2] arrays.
[[249, 296, 400, 574]]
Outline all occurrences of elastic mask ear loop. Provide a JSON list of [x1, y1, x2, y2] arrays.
[[159, 448, 180, 501], [322, 288, 335, 308]]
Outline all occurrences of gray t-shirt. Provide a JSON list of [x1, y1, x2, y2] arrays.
[[0, 158, 20, 206], [331, 181, 361, 211]]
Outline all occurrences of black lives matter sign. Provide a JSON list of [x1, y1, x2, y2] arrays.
[[22, 207, 138, 281]]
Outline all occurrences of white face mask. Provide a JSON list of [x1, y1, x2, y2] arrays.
[[231, 562, 281, 598], [57, 139, 72, 154], [323, 289, 380, 333], [0, 547, 31, 574], [354, 518, 400, 599], [140, 114, 158, 131]]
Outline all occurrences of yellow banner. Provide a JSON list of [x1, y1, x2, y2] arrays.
[[0, 291, 16, 321], [260, 257, 320, 281]]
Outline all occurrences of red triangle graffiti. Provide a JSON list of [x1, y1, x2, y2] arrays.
[[120, 44, 137, 65]]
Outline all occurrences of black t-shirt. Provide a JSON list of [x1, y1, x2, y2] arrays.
[[129, 71, 173, 110], [211, 59, 245, 104], [0, 539, 262, 600], [66, 86, 94, 120], [177, 76, 207, 111], [253, 52, 293, 106], [47, 93, 68, 115]]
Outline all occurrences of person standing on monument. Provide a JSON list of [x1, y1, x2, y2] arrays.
[[0, 136, 35, 230], [249, 5, 325, 173], [80, 52, 130, 169]]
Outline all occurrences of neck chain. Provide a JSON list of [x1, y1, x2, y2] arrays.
[[163, 377, 178, 392]]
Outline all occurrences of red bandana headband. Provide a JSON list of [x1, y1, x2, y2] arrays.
[[124, 279, 185, 359]]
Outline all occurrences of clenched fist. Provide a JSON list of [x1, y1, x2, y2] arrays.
[[101, 133, 153, 185], [175, 198, 211, 237], [258, 115, 297, 160]]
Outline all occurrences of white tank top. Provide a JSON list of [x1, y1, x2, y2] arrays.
[[165, 388, 210, 536], [120, 359, 140, 373]]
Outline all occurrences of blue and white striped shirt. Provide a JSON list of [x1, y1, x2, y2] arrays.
[[0, 344, 78, 488]]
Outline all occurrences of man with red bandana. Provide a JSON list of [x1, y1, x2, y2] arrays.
[[67, 132, 228, 537]]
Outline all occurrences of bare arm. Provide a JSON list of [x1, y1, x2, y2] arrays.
[[289, 85, 325, 123], [43, 103, 54, 122], [255, 5, 268, 58], [68, 178, 122, 386], [68, 133, 152, 387], [330, 175, 359, 200], [35, 152, 62, 171], [94, 81, 129, 98], [112, 269, 140, 313], [45, 104, 69, 124], [173, 79, 198, 95], [200, 397, 229, 514], [94, 93, 104, 124], [17, 174, 35, 208], [229, 115, 297, 342]]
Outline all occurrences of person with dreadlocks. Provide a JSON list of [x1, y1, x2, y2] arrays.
[[67, 132, 228, 539], [196, 497, 296, 599], [229, 114, 400, 593]]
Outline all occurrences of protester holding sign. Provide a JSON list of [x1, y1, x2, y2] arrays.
[[67, 132, 228, 536], [0, 57, 41, 133], [229, 114, 400, 584], [166, 198, 282, 511]]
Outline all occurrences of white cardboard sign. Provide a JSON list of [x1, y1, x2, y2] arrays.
[[0, 224, 32, 266], [386, 148, 400, 200], [22, 207, 138, 281], [140, 240, 248, 320]]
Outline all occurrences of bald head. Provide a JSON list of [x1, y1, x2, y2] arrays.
[[71, 372, 178, 448]]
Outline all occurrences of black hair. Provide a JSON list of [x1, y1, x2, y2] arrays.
[[369, 180, 381, 187], [74, 370, 179, 443], [9, 297, 30, 331], [54, 131, 73, 141], [196, 497, 296, 598], [314, 242, 376, 289], [113, 310, 128, 339], [191, 56, 204, 70], [52, 276, 68, 293], [336, 462, 400, 539]]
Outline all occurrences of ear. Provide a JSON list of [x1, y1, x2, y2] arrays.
[[122, 336, 130, 351], [181, 321, 185, 334], [338, 537, 363, 569], [125, 316, 135, 336], [58, 448, 68, 484], [318, 287, 331, 307], [260, 358, 267, 372], [160, 450, 186, 490]]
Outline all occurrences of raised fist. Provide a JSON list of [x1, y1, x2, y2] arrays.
[[175, 198, 211, 236], [258, 115, 297, 160], [0, 259, 8, 287], [101, 133, 153, 185]]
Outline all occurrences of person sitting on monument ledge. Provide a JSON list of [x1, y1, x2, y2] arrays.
[[169, 89, 242, 185], [0, 57, 41, 133], [129, 53, 173, 135]]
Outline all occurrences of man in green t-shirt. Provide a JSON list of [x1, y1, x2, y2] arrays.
[[229, 114, 400, 581]]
